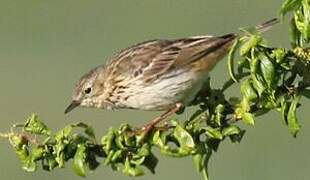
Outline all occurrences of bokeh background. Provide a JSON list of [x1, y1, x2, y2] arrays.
[[0, 0, 309, 180]]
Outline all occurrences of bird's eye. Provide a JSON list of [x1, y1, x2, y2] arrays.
[[84, 87, 92, 94]]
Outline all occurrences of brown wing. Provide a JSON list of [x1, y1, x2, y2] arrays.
[[105, 34, 236, 84], [104, 39, 175, 83], [168, 34, 236, 72]]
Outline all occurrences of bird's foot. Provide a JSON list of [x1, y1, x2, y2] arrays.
[[129, 103, 184, 142]]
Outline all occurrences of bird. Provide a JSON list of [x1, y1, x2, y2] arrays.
[[65, 18, 279, 133]]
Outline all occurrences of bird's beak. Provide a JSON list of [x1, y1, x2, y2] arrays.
[[64, 100, 80, 114]]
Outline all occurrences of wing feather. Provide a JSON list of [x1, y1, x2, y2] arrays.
[[105, 34, 236, 84]]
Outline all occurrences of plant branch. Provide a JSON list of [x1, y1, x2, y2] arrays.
[[1, 0, 310, 179]]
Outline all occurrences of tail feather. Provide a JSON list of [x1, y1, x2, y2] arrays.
[[255, 18, 280, 33]]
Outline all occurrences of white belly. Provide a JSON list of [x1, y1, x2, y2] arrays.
[[121, 69, 208, 110]]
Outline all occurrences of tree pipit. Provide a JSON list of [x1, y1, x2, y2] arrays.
[[65, 18, 279, 135]]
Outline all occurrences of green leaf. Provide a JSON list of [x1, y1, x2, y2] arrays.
[[101, 127, 115, 152], [15, 147, 28, 160], [111, 150, 123, 162], [229, 130, 246, 143], [143, 153, 158, 174], [131, 156, 145, 166], [237, 58, 250, 74], [73, 144, 87, 177], [242, 112, 255, 126], [152, 130, 166, 148], [241, 79, 258, 101], [294, 12, 307, 45], [11, 137, 38, 172], [15, 145, 30, 166], [24, 114, 51, 136], [73, 122, 96, 141], [201, 149, 212, 180], [193, 153, 204, 172], [228, 39, 240, 82], [302, 0, 310, 37], [55, 125, 73, 141], [280, 0, 302, 17], [260, 55, 275, 88], [9, 134, 28, 149], [42, 151, 58, 171], [21, 156, 37, 172], [250, 58, 266, 96], [115, 134, 125, 149], [214, 104, 225, 126], [204, 127, 223, 140], [53, 125, 73, 168], [123, 132, 135, 147], [193, 146, 213, 180], [123, 158, 144, 177], [287, 95, 301, 137], [137, 143, 151, 157], [173, 124, 195, 151], [160, 144, 189, 157], [222, 125, 241, 136], [9, 134, 42, 172], [290, 17, 302, 47], [31, 146, 44, 161], [241, 97, 250, 112], [54, 143, 66, 168], [293, 0, 310, 41], [272, 48, 287, 63], [104, 149, 115, 165], [240, 35, 262, 56], [295, 10, 308, 41], [279, 97, 289, 125], [192, 142, 206, 173]]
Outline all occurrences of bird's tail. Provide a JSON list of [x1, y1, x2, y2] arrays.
[[219, 18, 279, 41], [254, 18, 280, 33]]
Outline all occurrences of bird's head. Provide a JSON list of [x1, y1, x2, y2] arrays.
[[65, 66, 107, 113]]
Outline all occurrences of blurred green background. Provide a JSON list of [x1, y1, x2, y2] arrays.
[[0, 0, 309, 180]]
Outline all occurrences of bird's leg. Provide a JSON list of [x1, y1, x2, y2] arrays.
[[139, 103, 184, 136]]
